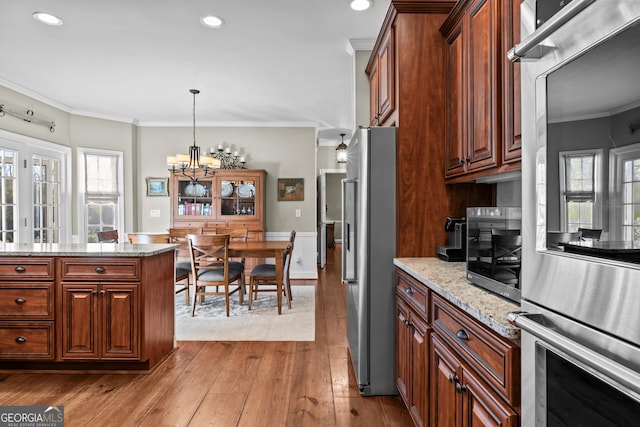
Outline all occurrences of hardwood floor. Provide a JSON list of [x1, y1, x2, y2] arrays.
[[0, 245, 413, 426]]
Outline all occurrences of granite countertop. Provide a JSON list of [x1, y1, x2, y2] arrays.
[[394, 257, 520, 340], [0, 243, 179, 257]]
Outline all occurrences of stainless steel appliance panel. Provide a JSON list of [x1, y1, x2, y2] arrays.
[[342, 126, 397, 395]]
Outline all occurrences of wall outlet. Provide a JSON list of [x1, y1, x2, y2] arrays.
[[295, 209, 301, 218], [150, 209, 161, 218]]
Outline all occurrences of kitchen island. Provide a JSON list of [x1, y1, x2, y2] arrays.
[[0, 243, 178, 372], [394, 258, 521, 426]]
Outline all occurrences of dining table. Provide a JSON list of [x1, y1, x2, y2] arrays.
[[227, 240, 291, 314]]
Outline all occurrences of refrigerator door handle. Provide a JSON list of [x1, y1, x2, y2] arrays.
[[342, 178, 358, 283]]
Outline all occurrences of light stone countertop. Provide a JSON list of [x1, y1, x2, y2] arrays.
[[0, 243, 179, 257], [394, 257, 521, 340]]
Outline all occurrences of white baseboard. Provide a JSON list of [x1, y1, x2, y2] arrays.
[[265, 231, 318, 280]]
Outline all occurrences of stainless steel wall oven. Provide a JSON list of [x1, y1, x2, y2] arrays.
[[511, 0, 640, 425]]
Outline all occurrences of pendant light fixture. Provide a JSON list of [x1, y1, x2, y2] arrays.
[[336, 133, 348, 163], [167, 89, 221, 182]]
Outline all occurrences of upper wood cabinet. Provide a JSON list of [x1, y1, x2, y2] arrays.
[[440, 0, 522, 183], [170, 169, 265, 233], [364, 0, 495, 258], [368, 27, 395, 125]]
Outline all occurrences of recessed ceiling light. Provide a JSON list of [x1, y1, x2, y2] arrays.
[[350, 0, 373, 11], [33, 12, 63, 26], [200, 15, 225, 28]]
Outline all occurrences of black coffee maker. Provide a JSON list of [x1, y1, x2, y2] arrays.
[[435, 217, 466, 262]]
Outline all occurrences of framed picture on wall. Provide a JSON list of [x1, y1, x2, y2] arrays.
[[146, 177, 169, 197], [278, 178, 304, 201]]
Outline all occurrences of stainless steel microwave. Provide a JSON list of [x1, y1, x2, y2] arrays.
[[466, 207, 522, 303]]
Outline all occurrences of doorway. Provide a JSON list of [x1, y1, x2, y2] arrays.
[[318, 168, 346, 268]]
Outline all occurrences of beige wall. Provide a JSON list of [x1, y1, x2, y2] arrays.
[[137, 126, 317, 234]]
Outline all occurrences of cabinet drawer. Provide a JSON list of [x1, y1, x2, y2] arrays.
[[431, 293, 518, 405], [59, 258, 141, 280], [0, 283, 54, 319], [0, 258, 54, 280], [0, 322, 54, 359], [396, 269, 428, 317]]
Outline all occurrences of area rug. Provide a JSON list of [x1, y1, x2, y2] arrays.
[[175, 285, 315, 341]]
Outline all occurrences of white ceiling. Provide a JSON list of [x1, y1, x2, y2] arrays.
[[0, 1, 390, 141]]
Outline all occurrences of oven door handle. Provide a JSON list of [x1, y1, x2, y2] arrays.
[[508, 311, 640, 397]]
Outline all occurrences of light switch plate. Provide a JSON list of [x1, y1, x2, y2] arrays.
[[150, 209, 161, 218], [295, 209, 301, 218]]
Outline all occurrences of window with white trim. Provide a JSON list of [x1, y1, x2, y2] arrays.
[[78, 149, 124, 243], [610, 143, 640, 242], [559, 150, 602, 232], [0, 148, 17, 243]]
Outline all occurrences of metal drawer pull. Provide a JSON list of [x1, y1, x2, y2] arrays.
[[405, 288, 413, 295], [456, 329, 469, 340], [455, 383, 466, 393], [14, 266, 26, 273], [15, 297, 26, 304], [95, 266, 106, 273], [15, 336, 27, 344]]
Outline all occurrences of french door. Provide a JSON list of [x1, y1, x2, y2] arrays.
[[0, 130, 71, 244]]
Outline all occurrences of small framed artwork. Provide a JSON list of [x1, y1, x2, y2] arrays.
[[278, 178, 304, 201], [146, 177, 170, 197]]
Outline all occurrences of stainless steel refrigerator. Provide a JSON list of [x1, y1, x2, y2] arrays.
[[341, 126, 397, 396]]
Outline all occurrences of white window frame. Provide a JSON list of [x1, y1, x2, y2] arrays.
[[0, 129, 71, 244], [77, 147, 124, 243], [609, 142, 640, 241], [559, 149, 603, 232]]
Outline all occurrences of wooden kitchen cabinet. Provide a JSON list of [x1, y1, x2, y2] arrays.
[[60, 283, 138, 359], [368, 27, 395, 125], [396, 269, 431, 427], [441, 0, 522, 183], [366, 0, 495, 258], [431, 334, 518, 427], [0, 258, 55, 360], [395, 267, 520, 427]]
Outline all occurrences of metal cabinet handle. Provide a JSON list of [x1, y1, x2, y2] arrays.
[[405, 288, 413, 296], [15, 336, 27, 344], [95, 266, 106, 273], [14, 266, 25, 273], [456, 329, 469, 340], [15, 297, 26, 304], [99, 290, 106, 296], [455, 383, 466, 393]]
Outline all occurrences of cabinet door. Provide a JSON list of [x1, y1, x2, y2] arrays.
[[409, 312, 430, 427], [431, 334, 460, 427], [174, 176, 215, 218], [461, 367, 519, 427], [465, 0, 499, 171], [61, 284, 99, 359], [445, 23, 466, 177], [369, 60, 380, 125], [396, 297, 411, 405], [377, 26, 395, 124], [101, 284, 139, 359], [216, 176, 259, 218], [502, 0, 521, 163]]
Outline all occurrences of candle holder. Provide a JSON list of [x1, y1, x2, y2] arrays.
[[210, 145, 247, 169]]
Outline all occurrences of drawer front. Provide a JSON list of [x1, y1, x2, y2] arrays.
[[396, 269, 428, 317], [431, 293, 517, 404], [59, 258, 140, 280], [0, 258, 55, 280], [0, 283, 54, 319], [0, 322, 54, 359]]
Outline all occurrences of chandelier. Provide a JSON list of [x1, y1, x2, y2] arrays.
[[167, 89, 221, 182]]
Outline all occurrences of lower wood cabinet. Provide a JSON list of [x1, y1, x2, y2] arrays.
[[60, 283, 138, 360], [396, 297, 430, 427], [396, 268, 520, 427]]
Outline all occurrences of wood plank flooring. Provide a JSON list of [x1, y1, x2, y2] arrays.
[[0, 245, 413, 426]]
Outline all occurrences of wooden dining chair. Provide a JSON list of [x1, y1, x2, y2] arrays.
[[204, 227, 249, 290], [97, 229, 119, 243], [248, 230, 296, 311], [168, 228, 203, 305], [128, 232, 191, 304], [187, 234, 245, 317]]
